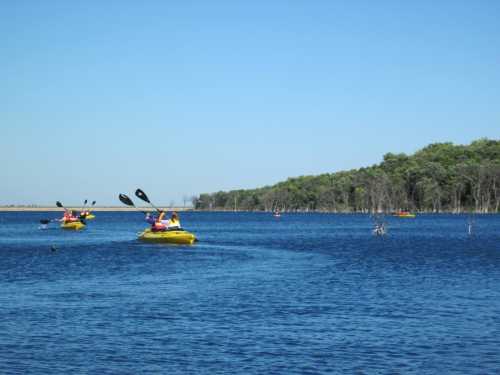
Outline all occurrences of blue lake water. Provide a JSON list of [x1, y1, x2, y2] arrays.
[[1, 212, 499, 374]]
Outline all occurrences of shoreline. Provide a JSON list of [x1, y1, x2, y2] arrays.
[[0, 207, 497, 214], [0, 207, 192, 212]]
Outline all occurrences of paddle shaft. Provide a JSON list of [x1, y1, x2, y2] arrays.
[[80, 199, 88, 213]]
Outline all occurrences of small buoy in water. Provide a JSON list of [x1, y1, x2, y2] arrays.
[[51, 245, 57, 252]]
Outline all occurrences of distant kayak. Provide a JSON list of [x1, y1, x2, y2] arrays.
[[138, 228, 196, 245], [61, 221, 86, 230], [83, 214, 95, 220], [393, 211, 416, 218]]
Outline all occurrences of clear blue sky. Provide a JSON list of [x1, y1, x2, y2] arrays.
[[1, 1, 499, 206]]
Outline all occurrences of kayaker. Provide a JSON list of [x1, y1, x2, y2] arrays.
[[145, 211, 180, 231], [145, 212, 155, 225], [61, 210, 78, 223], [146, 212, 167, 232], [157, 211, 181, 229], [166, 212, 181, 229]]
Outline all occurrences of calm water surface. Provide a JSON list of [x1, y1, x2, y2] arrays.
[[1, 212, 499, 374]]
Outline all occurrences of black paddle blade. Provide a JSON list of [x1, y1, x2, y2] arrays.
[[91, 201, 96, 206], [56, 201, 63, 208], [84, 199, 88, 204], [40, 219, 50, 224], [135, 189, 150, 203], [119, 194, 135, 207]]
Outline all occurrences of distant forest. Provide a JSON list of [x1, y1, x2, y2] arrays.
[[193, 139, 500, 213]]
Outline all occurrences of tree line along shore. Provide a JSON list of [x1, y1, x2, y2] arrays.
[[193, 139, 500, 214]]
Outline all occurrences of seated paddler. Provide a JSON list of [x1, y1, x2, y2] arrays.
[[145, 211, 181, 231]]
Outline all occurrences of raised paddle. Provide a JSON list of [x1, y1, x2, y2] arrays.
[[56, 200, 71, 213], [80, 199, 88, 212], [78, 199, 88, 218], [84, 200, 96, 217], [135, 189, 162, 212], [119, 193, 135, 207], [87, 200, 96, 210], [119, 194, 150, 214]]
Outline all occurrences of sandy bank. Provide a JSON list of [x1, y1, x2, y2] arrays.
[[0, 207, 192, 212]]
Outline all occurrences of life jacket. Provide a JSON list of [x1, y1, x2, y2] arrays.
[[63, 212, 78, 222], [168, 218, 180, 228], [152, 221, 166, 231]]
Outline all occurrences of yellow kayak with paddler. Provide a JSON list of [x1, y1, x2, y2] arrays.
[[61, 221, 86, 230], [138, 228, 197, 245]]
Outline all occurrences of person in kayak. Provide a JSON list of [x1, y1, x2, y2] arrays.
[[60, 210, 79, 223], [145, 212, 161, 229], [166, 212, 181, 229], [145, 211, 181, 231], [145, 212, 167, 231]]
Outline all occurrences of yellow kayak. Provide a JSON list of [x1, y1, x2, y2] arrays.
[[83, 214, 95, 220], [138, 228, 196, 245], [393, 212, 416, 218], [61, 221, 86, 230]]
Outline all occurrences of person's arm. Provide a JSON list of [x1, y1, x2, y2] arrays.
[[145, 213, 156, 224]]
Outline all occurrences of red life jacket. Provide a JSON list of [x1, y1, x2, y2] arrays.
[[152, 221, 166, 231], [63, 212, 78, 222]]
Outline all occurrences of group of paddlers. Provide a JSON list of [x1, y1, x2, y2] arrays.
[[59, 208, 181, 232], [60, 210, 93, 224]]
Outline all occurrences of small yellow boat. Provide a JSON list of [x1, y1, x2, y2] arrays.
[[61, 221, 86, 230], [84, 214, 95, 220], [393, 211, 416, 218], [138, 228, 196, 245]]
